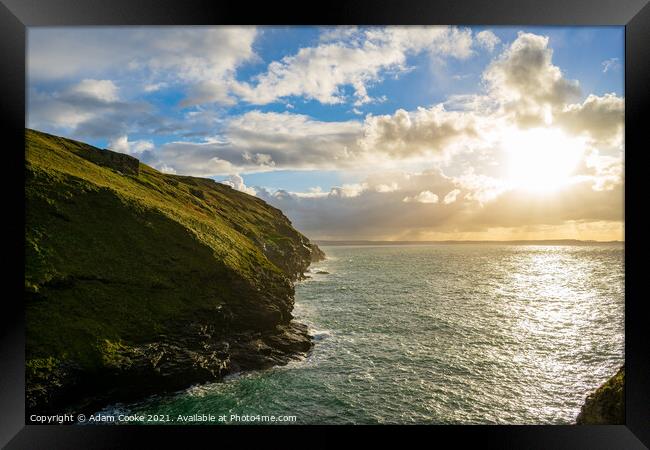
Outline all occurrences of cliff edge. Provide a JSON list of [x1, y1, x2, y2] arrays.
[[25, 128, 325, 415]]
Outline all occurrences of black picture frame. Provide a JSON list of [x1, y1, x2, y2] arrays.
[[2, 0, 648, 447]]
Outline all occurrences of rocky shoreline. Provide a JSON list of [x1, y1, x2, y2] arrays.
[[31, 320, 316, 418], [27, 247, 325, 419]]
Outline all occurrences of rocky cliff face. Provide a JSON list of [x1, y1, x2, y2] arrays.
[[25, 129, 325, 415], [576, 367, 624, 424]]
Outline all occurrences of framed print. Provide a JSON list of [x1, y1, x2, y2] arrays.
[[1, 0, 649, 447]]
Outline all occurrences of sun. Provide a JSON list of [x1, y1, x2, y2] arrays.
[[502, 128, 585, 193]]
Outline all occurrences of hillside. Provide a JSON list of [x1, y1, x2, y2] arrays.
[[25, 128, 324, 414]]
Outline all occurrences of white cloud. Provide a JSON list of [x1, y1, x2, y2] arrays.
[[151, 111, 363, 174], [28, 82, 158, 139], [139, 31, 623, 188], [483, 32, 581, 126], [181, 80, 237, 107], [232, 26, 473, 106], [403, 191, 439, 203], [476, 30, 500, 52], [28, 89, 95, 129], [28, 79, 122, 131], [574, 149, 623, 192], [360, 105, 481, 158], [159, 164, 177, 174], [145, 105, 487, 176], [455, 170, 507, 204], [443, 189, 461, 204], [480, 33, 624, 148], [257, 169, 622, 240], [144, 140, 239, 177], [220, 174, 256, 195], [144, 82, 168, 93], [68, 79, 119, 102], [601, 58, 620, 73], [107, 135, 154, 156], [289, 187, 329, 198], [328, 184, 366, 198], [28, 27, 258, 107], [319, 26, 360, 43], [28, 26, 475, 109], [556, 93, 624, 147], [375, 182, 399, 193]]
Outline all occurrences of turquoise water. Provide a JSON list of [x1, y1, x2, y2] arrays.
[[106, 244, 624, 424]]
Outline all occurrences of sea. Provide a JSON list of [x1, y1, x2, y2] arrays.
[[101, 244, 625, 425]]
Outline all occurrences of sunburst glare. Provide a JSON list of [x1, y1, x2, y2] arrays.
[[503, 128, 586, 193]]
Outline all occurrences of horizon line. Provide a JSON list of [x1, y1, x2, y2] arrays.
[[314, 239, 624, 246]]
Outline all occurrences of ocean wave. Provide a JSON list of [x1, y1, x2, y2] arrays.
[[310, 329, 332, 341]]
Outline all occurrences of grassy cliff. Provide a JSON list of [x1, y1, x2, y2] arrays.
[[25, 129, 324, 413]]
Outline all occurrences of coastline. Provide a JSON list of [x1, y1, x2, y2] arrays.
[[25, 129, 326, 418]]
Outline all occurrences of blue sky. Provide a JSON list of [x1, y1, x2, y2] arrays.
[[27, 26, 624, 240]]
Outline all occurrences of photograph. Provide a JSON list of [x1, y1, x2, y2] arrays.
[[23, 24, 626, 426], [1, 0, 649, 447]]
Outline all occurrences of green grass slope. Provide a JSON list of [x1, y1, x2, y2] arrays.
[[25, 128, 322, 412]]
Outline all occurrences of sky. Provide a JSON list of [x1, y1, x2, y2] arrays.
[[27, 26, 624, 241]]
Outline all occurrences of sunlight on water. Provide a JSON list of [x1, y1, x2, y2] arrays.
[[116, 244, 624, 424]]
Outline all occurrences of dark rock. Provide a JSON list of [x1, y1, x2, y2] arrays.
[[310, 244, 327, 263], [28, 320, 313, 417], [576, 366, 624, 424]]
